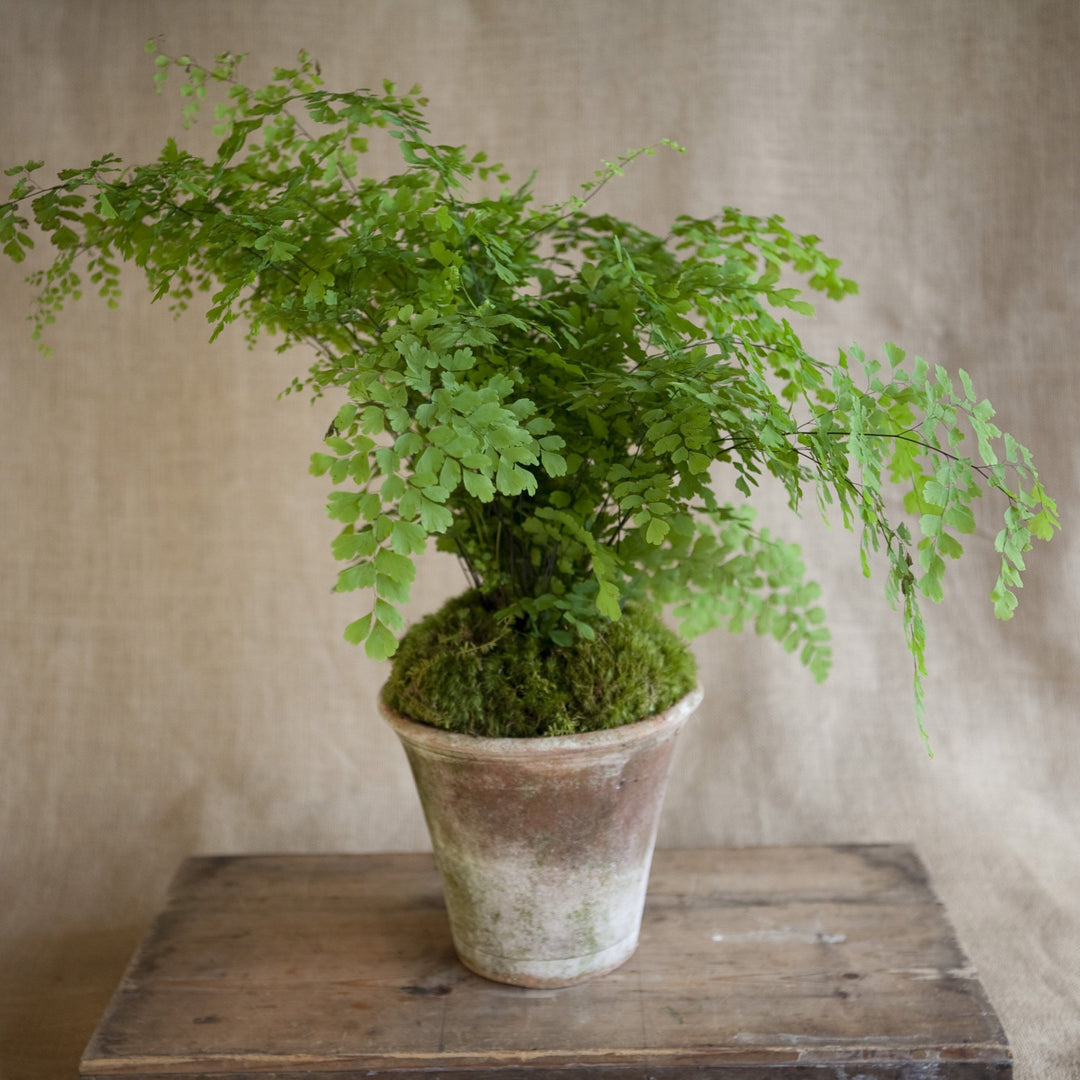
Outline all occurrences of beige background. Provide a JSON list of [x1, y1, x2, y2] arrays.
[[1, 1, 1078, 1076]]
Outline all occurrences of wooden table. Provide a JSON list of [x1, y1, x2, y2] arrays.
[[79, 846, 1011, 1078]]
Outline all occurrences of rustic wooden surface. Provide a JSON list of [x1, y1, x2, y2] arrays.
[[79, 846, 1011, 1078]]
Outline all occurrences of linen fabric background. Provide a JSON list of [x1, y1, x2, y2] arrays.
[[1, 1, 1078, 1076]]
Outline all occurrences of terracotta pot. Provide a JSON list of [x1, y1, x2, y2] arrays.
[[379, 685, 702, 987]]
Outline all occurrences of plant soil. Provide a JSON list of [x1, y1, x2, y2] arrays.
[[382, 591, 697, 737]]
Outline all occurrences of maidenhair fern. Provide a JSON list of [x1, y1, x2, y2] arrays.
[[0, 43, 1059, 748]]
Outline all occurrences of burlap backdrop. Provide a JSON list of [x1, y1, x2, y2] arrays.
[[1, 1, 1078, 1076]]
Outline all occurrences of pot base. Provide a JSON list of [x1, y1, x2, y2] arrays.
[[456, 932, 639, 988]]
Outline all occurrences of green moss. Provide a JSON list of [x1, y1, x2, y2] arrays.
[[382, 591, 698, 737]]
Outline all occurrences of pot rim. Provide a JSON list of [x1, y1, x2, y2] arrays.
[[378, 683, 703, 761]]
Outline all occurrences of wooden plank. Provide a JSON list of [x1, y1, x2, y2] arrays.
[[80, 846, 1011, 1078]]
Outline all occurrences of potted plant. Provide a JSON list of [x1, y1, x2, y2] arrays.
[[1, 45, 1058, 986]]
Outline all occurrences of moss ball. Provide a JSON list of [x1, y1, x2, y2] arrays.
[[382, 591, 698, 737]]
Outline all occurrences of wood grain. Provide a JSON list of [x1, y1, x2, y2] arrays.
[[79, 846, 1011, 1078]]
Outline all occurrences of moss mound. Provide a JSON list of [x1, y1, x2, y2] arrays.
[[382, 592, 698, 737]]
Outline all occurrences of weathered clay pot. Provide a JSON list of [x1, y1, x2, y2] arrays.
[[379, 685, 702, 987]]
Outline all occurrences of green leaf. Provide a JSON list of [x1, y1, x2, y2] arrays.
[[1030, 508, 1057, 542], [992, 583, 1019, 619], [325, 436, 353, 455], [439, 458, 461, 490], [326, 491, 363, 523], [958, 368, 976, 402], [365, 619, 399, 660], [419, 498, 454, 533], [596, 580, 622, 621], [919, 552, 947, 602], [646, 517, 670, 545], [937, 533, 964, 560], [344, 614, 372, 645], [421, 483, 450, 503], [496, 457, 535, 496], [462, 470, 495, 501], [374, 598, 404, 632], [361, 406, 385, 435], [921, 480, 948, 507], [942, 504, 976, 535], [374, 546, 416, 584], [884, 342, 906, 369], [541, 450, 567, 477], [336, 562, 376, 592], [375, 573, 411, 604], [332, 528, 377, 561], [309, 452, 336, 476], [391, 519, 427, 555]]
